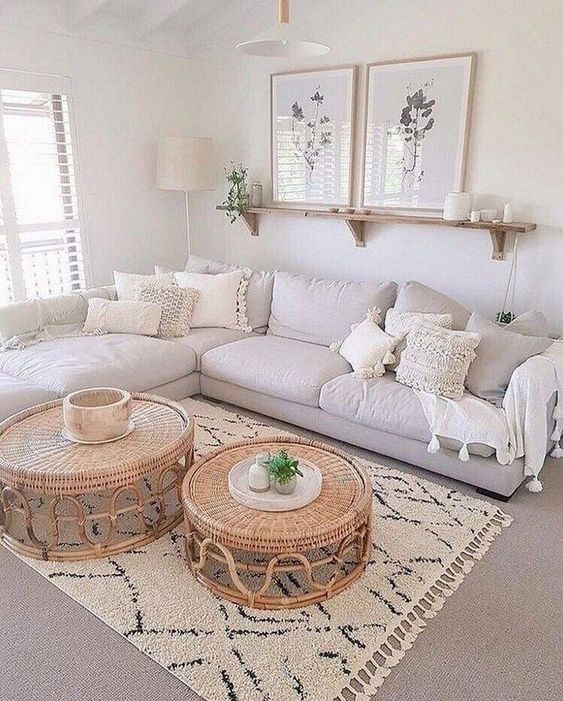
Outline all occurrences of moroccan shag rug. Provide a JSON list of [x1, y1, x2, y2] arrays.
[[18, 398, 512, 701]]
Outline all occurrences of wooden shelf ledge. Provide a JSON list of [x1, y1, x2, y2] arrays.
[[216, 205, 536, 260]]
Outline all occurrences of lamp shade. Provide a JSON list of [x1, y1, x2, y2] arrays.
[[156, 136, 215, 191]]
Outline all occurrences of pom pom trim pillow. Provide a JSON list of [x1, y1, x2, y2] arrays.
[[135, 283, 199, 338], [396, 321, 481, 400], [174, 269, 251, 331], [330, 308, 397, 378]]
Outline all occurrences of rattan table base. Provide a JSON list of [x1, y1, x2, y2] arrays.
[[0, 394, 194, 561], [182, 438, 372, 610]]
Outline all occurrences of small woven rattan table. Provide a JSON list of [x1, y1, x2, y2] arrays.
[[182, 437, 372, 609], [0, 393, 194, 561]]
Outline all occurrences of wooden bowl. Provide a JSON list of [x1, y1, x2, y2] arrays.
[[63, 388, 132, 443]]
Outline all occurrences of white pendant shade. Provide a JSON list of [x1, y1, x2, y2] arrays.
[[156, 136, 215, 192], [236, 0, 330, 58]]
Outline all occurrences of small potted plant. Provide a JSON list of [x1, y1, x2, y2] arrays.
[[266, 449, 303, 495], [223, 162, 249, 224]]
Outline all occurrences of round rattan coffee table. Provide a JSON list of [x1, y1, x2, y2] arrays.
[[0, 393, 194, 561], [182, 437, 372, 609]]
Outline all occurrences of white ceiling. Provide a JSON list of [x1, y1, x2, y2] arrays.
[[0, 0, 283, 57]]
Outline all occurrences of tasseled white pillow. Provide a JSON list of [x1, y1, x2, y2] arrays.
[[330, 308, 397, 378]]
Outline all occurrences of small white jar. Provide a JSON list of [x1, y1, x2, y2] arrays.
[[248, 452, 270, 493]]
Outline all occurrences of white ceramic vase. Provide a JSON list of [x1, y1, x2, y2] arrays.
[[443, 192, 471, 221], [248, 452, 270, 493]]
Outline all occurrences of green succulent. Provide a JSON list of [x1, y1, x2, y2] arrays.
[[266, 449, 303, 485]]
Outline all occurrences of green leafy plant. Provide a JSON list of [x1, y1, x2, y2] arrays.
[[223, 162, 249, 224], [266, 449, 303, 485]]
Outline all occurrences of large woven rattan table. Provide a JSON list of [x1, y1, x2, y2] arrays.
[[0, 393, 194, 561], [182, 437, 372, 609]]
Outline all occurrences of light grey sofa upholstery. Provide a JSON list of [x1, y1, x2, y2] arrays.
[[202, 335, 352, 407], [0, 260, 546, 498]]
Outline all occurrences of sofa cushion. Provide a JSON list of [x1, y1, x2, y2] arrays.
[[0, 372, 58, 422], [0, 334, 196, 396], [320, 372, 494, 457], [184, 255, 275, 332], [268, 272, 397, 347], [202, 335, 352, 407], [394, 281, 471, 330], [172, 327, 255, 370], [320, 372, 431, 442]]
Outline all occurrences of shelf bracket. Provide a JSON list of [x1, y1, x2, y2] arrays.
[[240, 211, 259, 236], [489, 229, 507, 260], [344, 219, 366, 248]]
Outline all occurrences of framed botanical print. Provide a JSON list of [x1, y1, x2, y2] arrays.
[[271, 66, 357, 206], [361, 54, 475, 211]]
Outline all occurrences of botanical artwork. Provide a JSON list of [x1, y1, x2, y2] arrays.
[[272, 67, 356, 206], [290, 86, 332, 183], [362, 55, 474, 211]]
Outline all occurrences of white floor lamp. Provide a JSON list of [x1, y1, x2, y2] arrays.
[[156, 136, 215, 257]]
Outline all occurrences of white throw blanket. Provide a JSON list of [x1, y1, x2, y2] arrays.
[[416, 340, 563, 493]]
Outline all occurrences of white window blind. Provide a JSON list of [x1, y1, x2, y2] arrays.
[[0, 77, 85, 303]]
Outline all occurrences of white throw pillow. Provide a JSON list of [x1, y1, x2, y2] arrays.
[[83, 298, 162, 336], [396, 321, 481, 400], [135, 283, 199, 338], [385, 308, 453, 370], [331, 309, 397, 378], [174, 270, 250, 330], [113, 271, 174, 300]]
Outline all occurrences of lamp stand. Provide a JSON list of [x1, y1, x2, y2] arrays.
[[184, 189, 191, 257]]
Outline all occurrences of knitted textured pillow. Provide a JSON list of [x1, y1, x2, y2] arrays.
[[385, 308, 453, 370], [135, 283, 199, 338], [396, 321, 481, 400]]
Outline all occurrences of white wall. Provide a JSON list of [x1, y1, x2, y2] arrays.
[[0, 20, 213, 286], [192, 0, 563, 334]]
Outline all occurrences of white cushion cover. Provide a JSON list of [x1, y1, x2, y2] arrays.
[[268, 271, 397, 347], [182, 255, 275, 332], [201, 335, 352, 407], [174, 270, 245, 329], [83, 298, 162, 336], [0, 299, 42, 342], [337, 314, 396, 378], [0, 334, 197, 395], [396, 322, 481, 400], [394, 281, 470, 330], [505, 311, 549, 337], [136, 284, 198, 338], [0, 372, 58, 421], [113, 271, 174, 300], [385, 308, 453, 370]]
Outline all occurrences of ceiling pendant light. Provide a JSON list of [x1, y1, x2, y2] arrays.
[[236, 0, 330, 58]]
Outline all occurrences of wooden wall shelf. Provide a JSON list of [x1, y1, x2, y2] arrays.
[[216, 205, 536, 260]]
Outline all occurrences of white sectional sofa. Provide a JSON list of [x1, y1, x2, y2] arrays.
[[0, 256, 553, 500]]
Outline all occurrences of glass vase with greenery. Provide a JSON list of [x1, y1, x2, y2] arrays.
[[223, 162, 249, 223]]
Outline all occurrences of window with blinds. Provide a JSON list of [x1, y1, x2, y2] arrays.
[[0, 81, 85, 303]]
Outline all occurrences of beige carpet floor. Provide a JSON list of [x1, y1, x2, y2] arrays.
[[1, 395, 562, 701]]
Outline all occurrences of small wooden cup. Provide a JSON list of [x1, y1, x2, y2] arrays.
[[63, 388, 132, 442]]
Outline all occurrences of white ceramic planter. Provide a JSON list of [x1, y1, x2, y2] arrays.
[[63, 387, 132, 443], [274, 476, 297, 495], [443, 192, 471, 221]]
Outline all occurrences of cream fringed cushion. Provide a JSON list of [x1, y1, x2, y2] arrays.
[[385, 308, 453, 370], [396, 322, 481, 400], [330, 308, 397, 378], [136, 284, 199, 338], [83, 298, 162, 336]]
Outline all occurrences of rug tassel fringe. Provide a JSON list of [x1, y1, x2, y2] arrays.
[[336, 509, 512, 701]]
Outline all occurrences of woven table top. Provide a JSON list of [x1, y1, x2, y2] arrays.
[[182, 437, 372, 553], [0, 393, 194, 494]]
